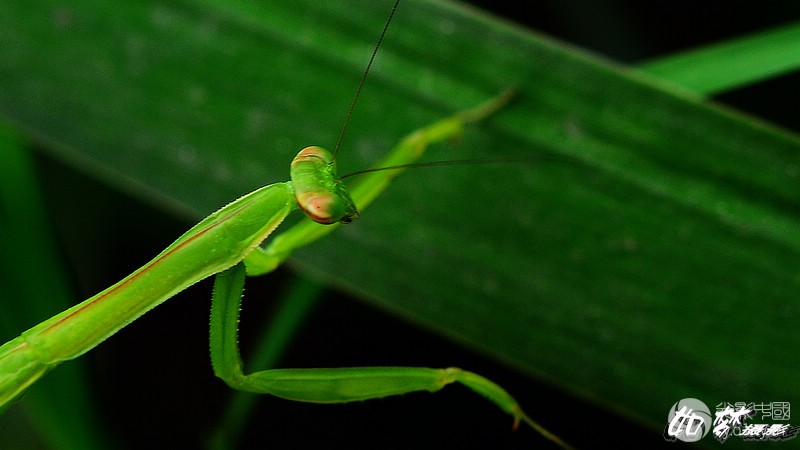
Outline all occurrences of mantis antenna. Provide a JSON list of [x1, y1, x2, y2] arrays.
[[331, 0, 401, 161]]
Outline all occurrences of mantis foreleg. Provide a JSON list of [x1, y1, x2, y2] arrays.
[[211, 263, 572, 449]]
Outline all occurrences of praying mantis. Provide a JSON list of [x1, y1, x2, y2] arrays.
[[0, 1, 572, 448]]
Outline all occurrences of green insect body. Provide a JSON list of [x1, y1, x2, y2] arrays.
[[0, 91, 570, 450], [0, 182, 295, 408]]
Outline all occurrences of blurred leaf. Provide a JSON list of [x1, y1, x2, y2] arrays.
[[641, 21, 800, 96], [1, 0, 799, 447], [0, 128, 108, 449]]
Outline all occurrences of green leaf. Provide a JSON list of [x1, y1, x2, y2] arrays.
[[1, 0, 799, 447], [0, 129, 109, 449], [641, 21, 800, 96]]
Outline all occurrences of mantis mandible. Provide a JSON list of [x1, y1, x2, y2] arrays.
[[0, 1, 570, 448]]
